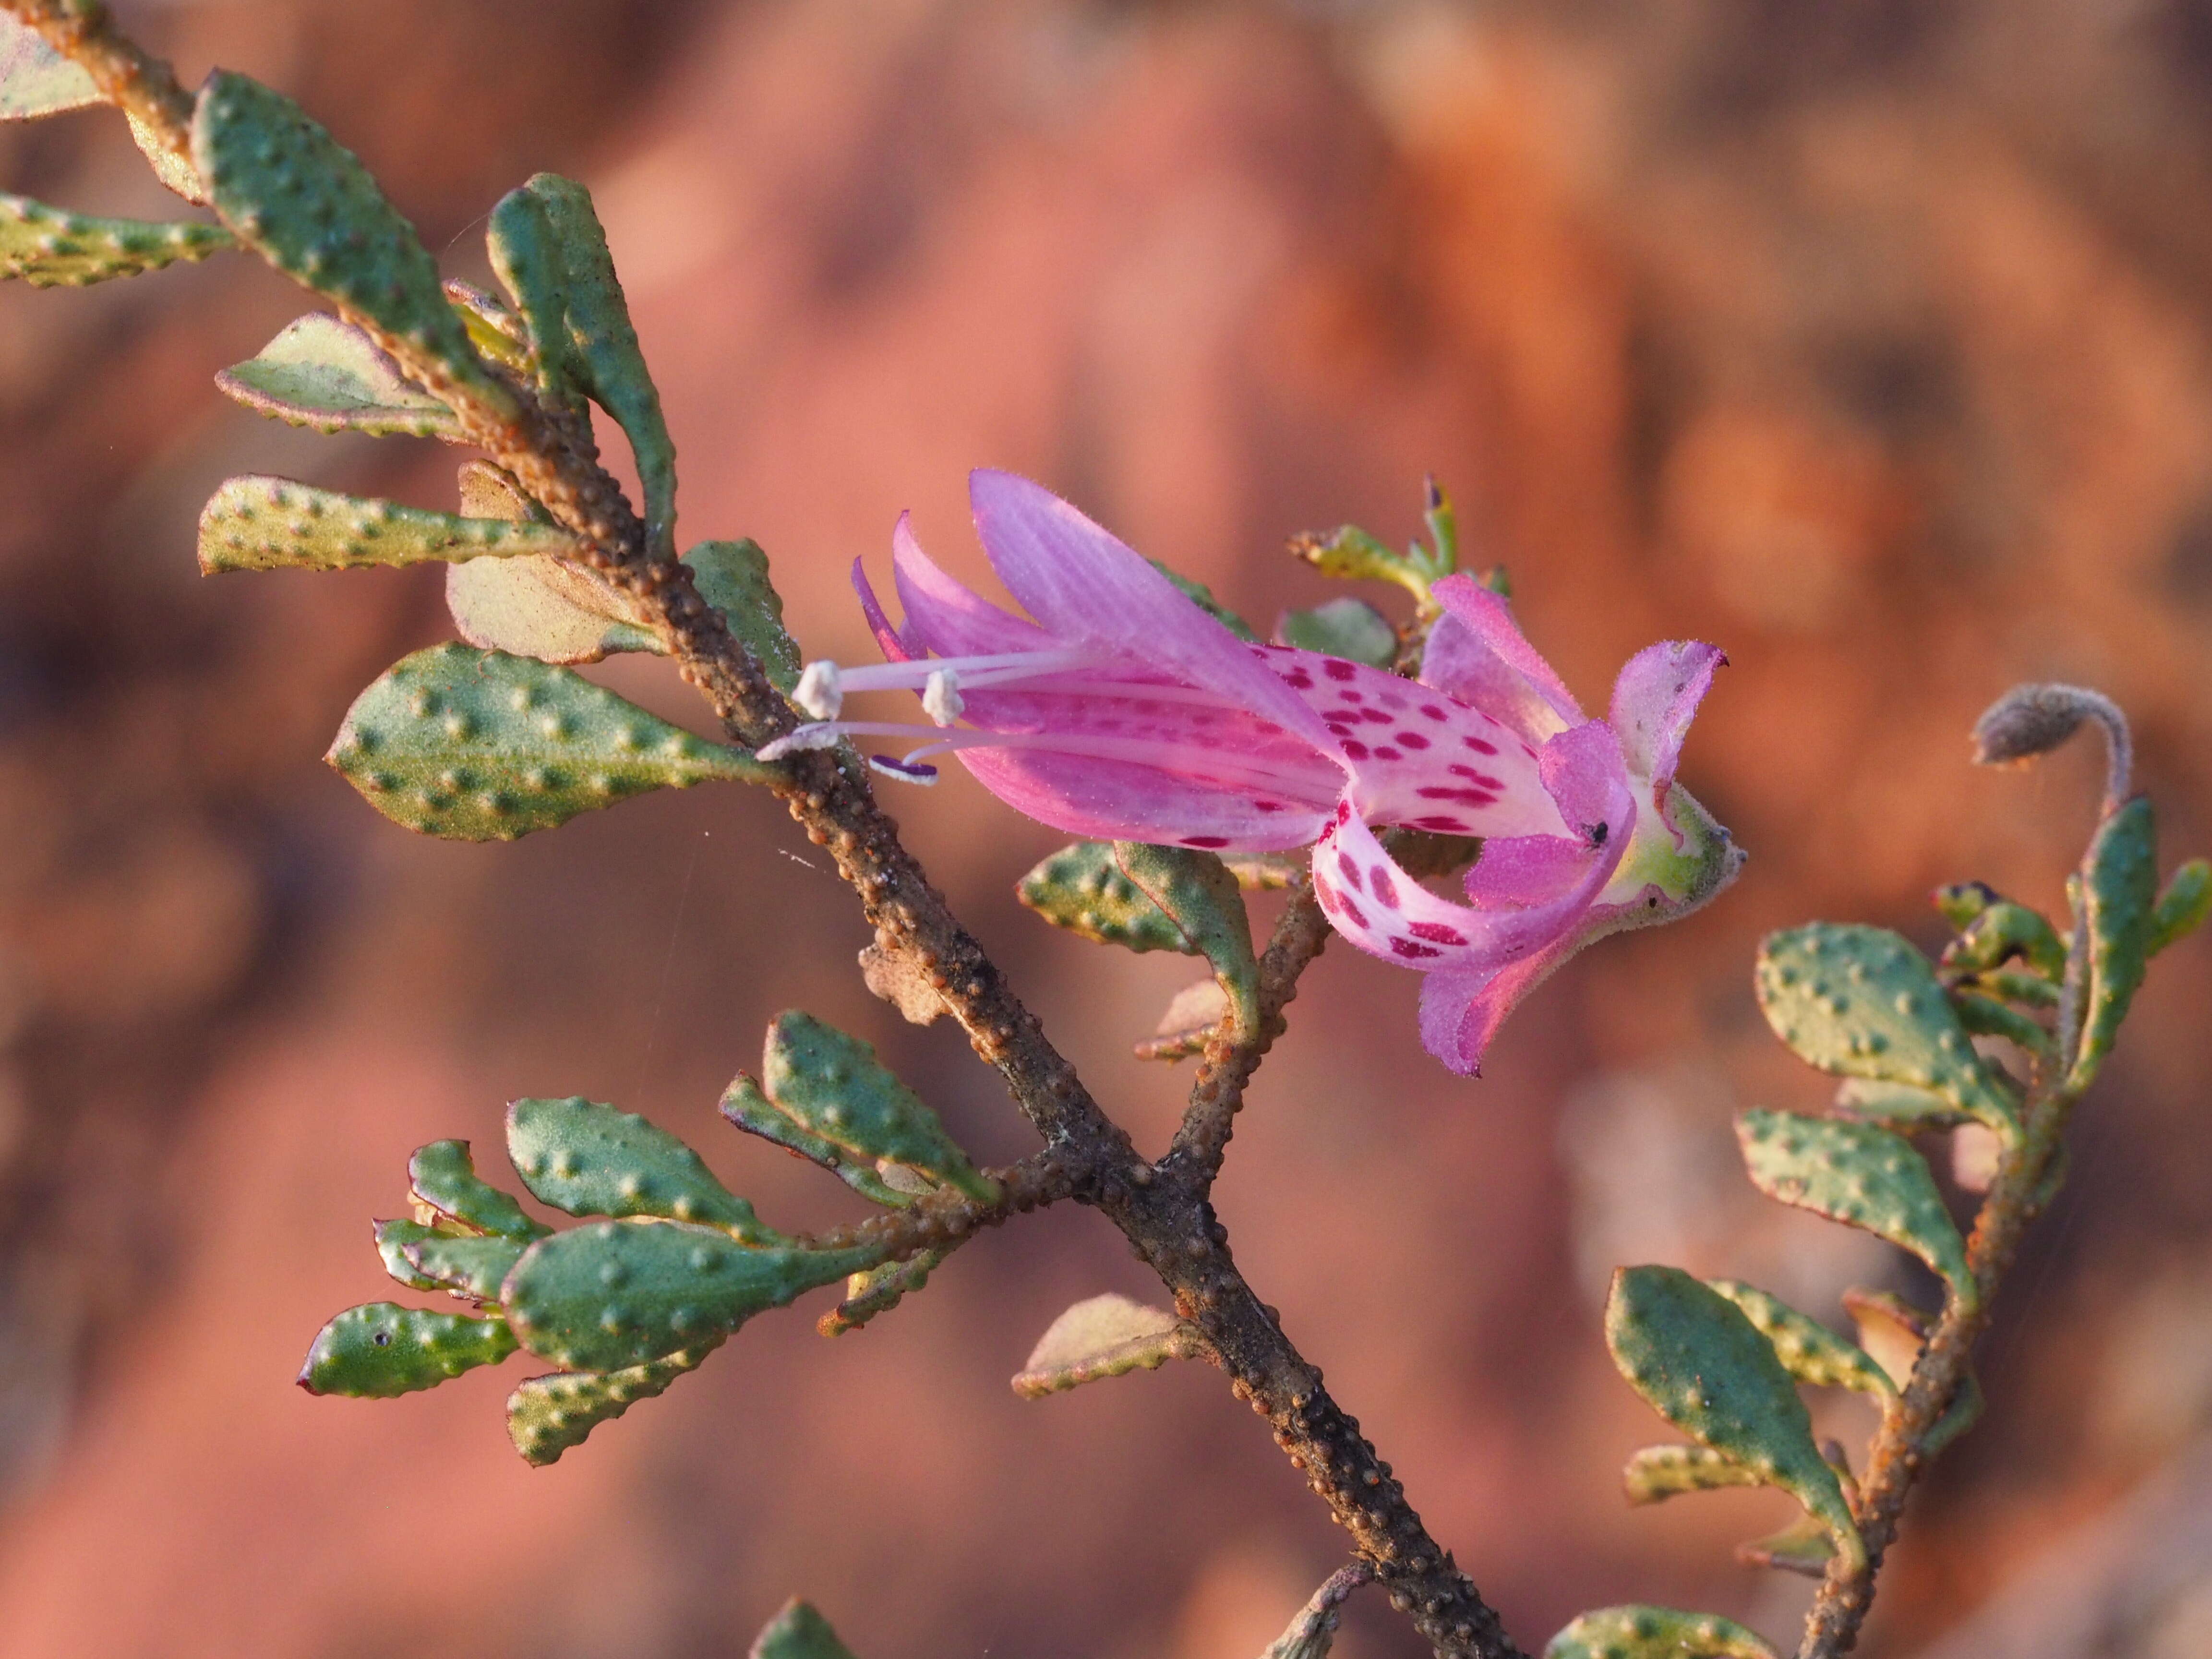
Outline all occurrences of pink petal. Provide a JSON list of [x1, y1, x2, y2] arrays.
[[1419, 576, 1583, 744], [1539, 720, 1632, 835], [852, 556, 913, 660], [890, 512, 1056, 658], [1418, 950, 1566, 1077], [1608, 640, 1724, 796], [968, 469, 1342, 757], [1462, 833, 1595, 908], [958, 747, 1331, 851]]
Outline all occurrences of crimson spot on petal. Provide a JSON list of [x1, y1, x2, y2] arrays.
[[1388, 938, 1442, 960], [1372, 746, 1401, 761], [1184, 836, 1229, 849], [1343, 740, 1369, 760], [1462, 735, 1498, 755], [1338, 895, 1368, 928], [1397, 731, 1430, 749], [1336, 851, 1363, 891], [1324, 660, 1357, 682], [1369, 867, 1399, 908], [1410, 921, 1466, 945]]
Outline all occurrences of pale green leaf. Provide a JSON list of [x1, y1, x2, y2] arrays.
[[199, 475, 580, 574], [215, 314, 458, 438], [1011, 1292, 1195, 1398], [0, 16, 99, 118], [1621, 1444, 1763, 1505], [1274, 596, 1397, 667], [1, 190, 231, 286], [505, 1341, 718, 1466], [1544, 1607, 1778, 1659]]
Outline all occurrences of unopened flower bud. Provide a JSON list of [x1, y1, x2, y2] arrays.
[[1971, 682, 2132, 810]]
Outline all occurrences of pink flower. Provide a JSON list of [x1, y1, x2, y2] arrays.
[[764, 470, 1743, 1074]]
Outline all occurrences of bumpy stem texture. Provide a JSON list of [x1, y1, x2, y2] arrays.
[[0, 10, 1532, 1650]]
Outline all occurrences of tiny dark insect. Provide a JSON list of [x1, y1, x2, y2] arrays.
[[372, 1331, 391, 1346]]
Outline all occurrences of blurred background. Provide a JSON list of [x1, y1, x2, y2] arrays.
[[0, 1, 2209, 1654]]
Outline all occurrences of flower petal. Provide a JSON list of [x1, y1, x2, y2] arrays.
[[890, 511, 1056, 658], [1608, 639, 1724, 796], [968, 469, 1342, 757], [1420, 576, 1583, 744], [957, 747, 1331, 850], [1418, 951, 1564, 1077]]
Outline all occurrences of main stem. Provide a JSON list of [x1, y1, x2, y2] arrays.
[[8, 10, 1527, 1651], [1795, 1071, 2078, 1657]]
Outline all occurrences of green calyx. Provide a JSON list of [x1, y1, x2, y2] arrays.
[[327, 644, 769, 842]]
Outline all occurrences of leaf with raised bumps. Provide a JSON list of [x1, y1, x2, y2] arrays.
[[1275, 596, 1397, 667], [0, 16, 98, 118], [1621, 1444, 1763, 1505], [298, 1302, 516, 1397], [408, 1140, 547, 1240], [215, 314, 458, 438], [686, 539, 803, 692], [505, 1341, 718, 1466], [1112, 842, 1260, 1037], [1831, 1077, 1967, 1130], [2151, 858, 2211, 955], [750, 1599, 861, 1659], [403, 1232, 526, 1303], [1736, 1509, 1838, 1577], [1604, 1266, 1864, 1571], [489, 175, 676, 557], [1736, 1109, 1975, 1309], [499, 1218, 880, 1370], [1941, 898, 2066, 978], [1755, 923, 2017, 1136], [373, 1218, 445, 1291], [1705, 1279, 1894, 1399], [1260, 1568, 1368, 1659], [1949, 988, 2050, 1056], [445, 459, 659, 664], [1018, 841, 1188, 954], [1544, 1607, 1778, 1659], [193, 71, 514, 421], [2069, 796, 2158, 1089], [1010, 1292, 1196, 1399], [818, 1250, 944, 1336], [1, 191, 232, 286], [199, 476, 580, 575], [720, 1074, 914, 1209], [752, 1011, 997, 1204], [327, 643, 769, 842], [506, 1095, 778, 1242]]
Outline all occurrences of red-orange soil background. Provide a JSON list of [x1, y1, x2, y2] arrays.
[[0, 3, 2208, 1656]]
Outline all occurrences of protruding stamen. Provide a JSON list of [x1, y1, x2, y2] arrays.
[[922, 668, 965, 726], [758, 725, 845, 760], [793, 660, 843, 721]]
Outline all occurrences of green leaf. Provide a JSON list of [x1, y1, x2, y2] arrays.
[[1736, 1110, 1975, 1309], [126, 109, 209, 206], [1544, 1607, 1778, 1659], [752, 1011, 997, 1203], [1274, 596, 1397, 667], [1112, 842, 1260, 1037], [444, 277, 532, 372], [445, 460, 661, 665], [1, 190, 231, 286], [1831, 1077, 1968, 1130], [1932, 880, 2000, 930], [750, 1599, 861, 1659], [214, 314, 459, 438], [686, 539, 803, 693], [373, 1218, 446, 1291], [1841, 1289, 1983, 1453], [489, 175, 677, 557], [1974, 967, 2060, 1008], [505, 1342, 717, 1466], [1018, 841, 1188, 953], [327, 643, 768, 842], [1940, 899, 2065, 978], [192, 71, 514, 422], [1148, 561, 1257, 641], [2151, 858, 2211, 955], [1604, 1266, 1864, 1571], [1286, 484, 1455, 613], [720, 1074, 914, 1209], [403, 1232, 526, 1303], [1949, 988, 2051, 1056], [500, 1218, 880, 1370], [1621, 1443, 1763, 1505], [408, 1140, 548, 1240], [0, 16, 99, 118], [297, 1302, 516, 1397], [1735, 1509, 1838, 1577], [2069, 796, 2158, 1089], [198, 475, 581, 574], [1705, 1278, 1894, 1399], [505, 1095, 778, 1243], [818, 1250, 944, 1336], [1010, 1292, 1195, 1399], [1755, 923, 2018, 1136]]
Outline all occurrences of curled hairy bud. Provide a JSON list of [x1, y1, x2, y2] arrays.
[[1972, 682, 2132, 810]]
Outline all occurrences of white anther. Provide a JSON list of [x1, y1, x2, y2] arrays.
[[757, 725, 845, 760], [793, 660, 843, 721], [921, 668, 965, 726]]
